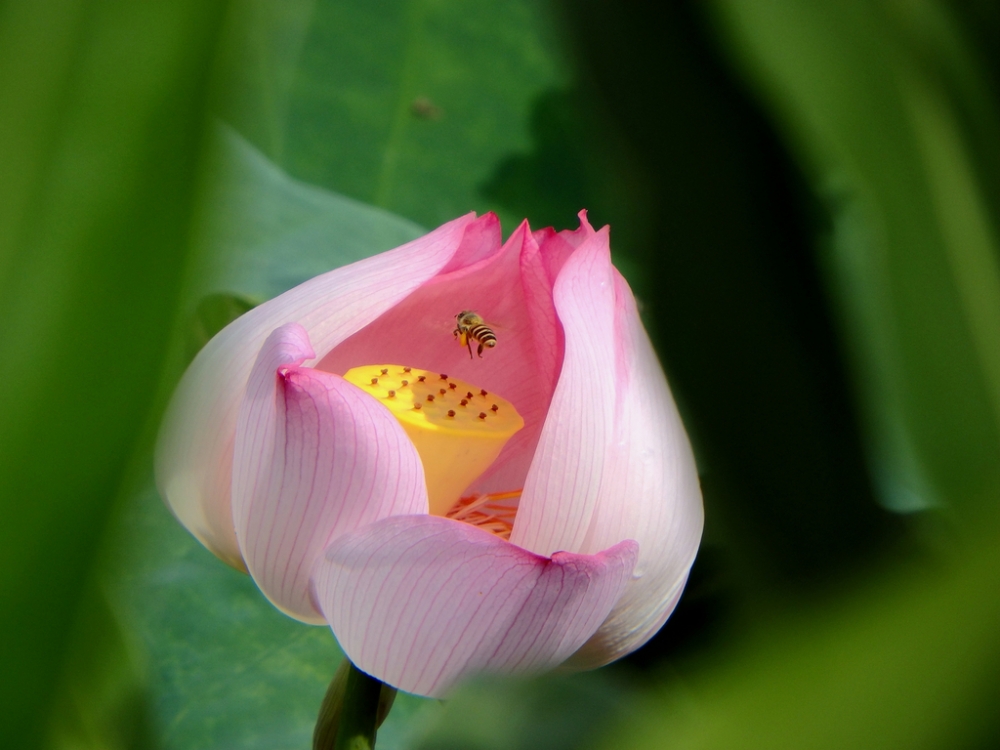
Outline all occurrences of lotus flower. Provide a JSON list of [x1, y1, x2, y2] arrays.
[[156, 211, 703, 697]]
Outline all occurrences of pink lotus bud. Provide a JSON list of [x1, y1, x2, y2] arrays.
[[155, 211, 703, 697]]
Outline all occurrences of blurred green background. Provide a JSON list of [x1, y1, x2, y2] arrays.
[[1, 1, 997, 748]]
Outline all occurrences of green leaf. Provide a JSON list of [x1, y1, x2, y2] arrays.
[[0, 4, 229, 748], [217, 0, 572, 234], [407, 672, 637, 750], [46, 587, 158, 750], [110, 482, 342, 750], [707, 0, 1000, 513], [186, 124, 426, 306], [606, 526, 1000, 750], [185, 293, 258, 363]]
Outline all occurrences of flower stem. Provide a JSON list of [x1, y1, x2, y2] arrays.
[[331, 661, 384, 750]]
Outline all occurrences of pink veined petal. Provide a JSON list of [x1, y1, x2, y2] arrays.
[[311, 514, 638, 697], [511, 216, 618, 556], [437, 211, 505, 273], [233, 324, 428, 623], [317, 220, 564, 498], [565, 270, 703, 668], [155, 213, 488, 566], [519, 229, 564, 397], [513, 214, 704, 665], [460, 222, 565, 495], [533, 209, 591, 281]]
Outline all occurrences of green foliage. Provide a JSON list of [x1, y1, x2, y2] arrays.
[[185, 125, 425, 307], [109, 482, 341, 750], [615, 527, 1000, 750], [708, 0, 1000, 514], [186, 293, 258, 363], [216, 0, 570, 236], [0, 3, 228, 748], [46, 590, 157, 750], [407, 672, 637, 750]]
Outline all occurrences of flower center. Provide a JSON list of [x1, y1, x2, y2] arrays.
[[343, 365, 524, 516]]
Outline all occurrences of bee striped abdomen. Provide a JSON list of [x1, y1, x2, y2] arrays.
[[454, 311, 497, 358], [468, 324, 496, 349]]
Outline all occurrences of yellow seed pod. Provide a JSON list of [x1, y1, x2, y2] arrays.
[[343, 365, 524, 516]]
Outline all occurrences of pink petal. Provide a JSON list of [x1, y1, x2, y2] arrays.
[[467, 225, 564, 495], [311, 515, 638, 697], [233, 324, 428, 623], [512, 216, 704, 666], [532, 210, 589, 281], [316, 220, 565, 498], [511, 217, 618, 556], [567, 272, 703, 667], [155, 213, 487, 565]]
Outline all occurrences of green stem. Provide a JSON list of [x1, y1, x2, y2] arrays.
[[332, 662, 385, 750]]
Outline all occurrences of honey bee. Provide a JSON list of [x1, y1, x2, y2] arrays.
[[454, 311, 497, 358]]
